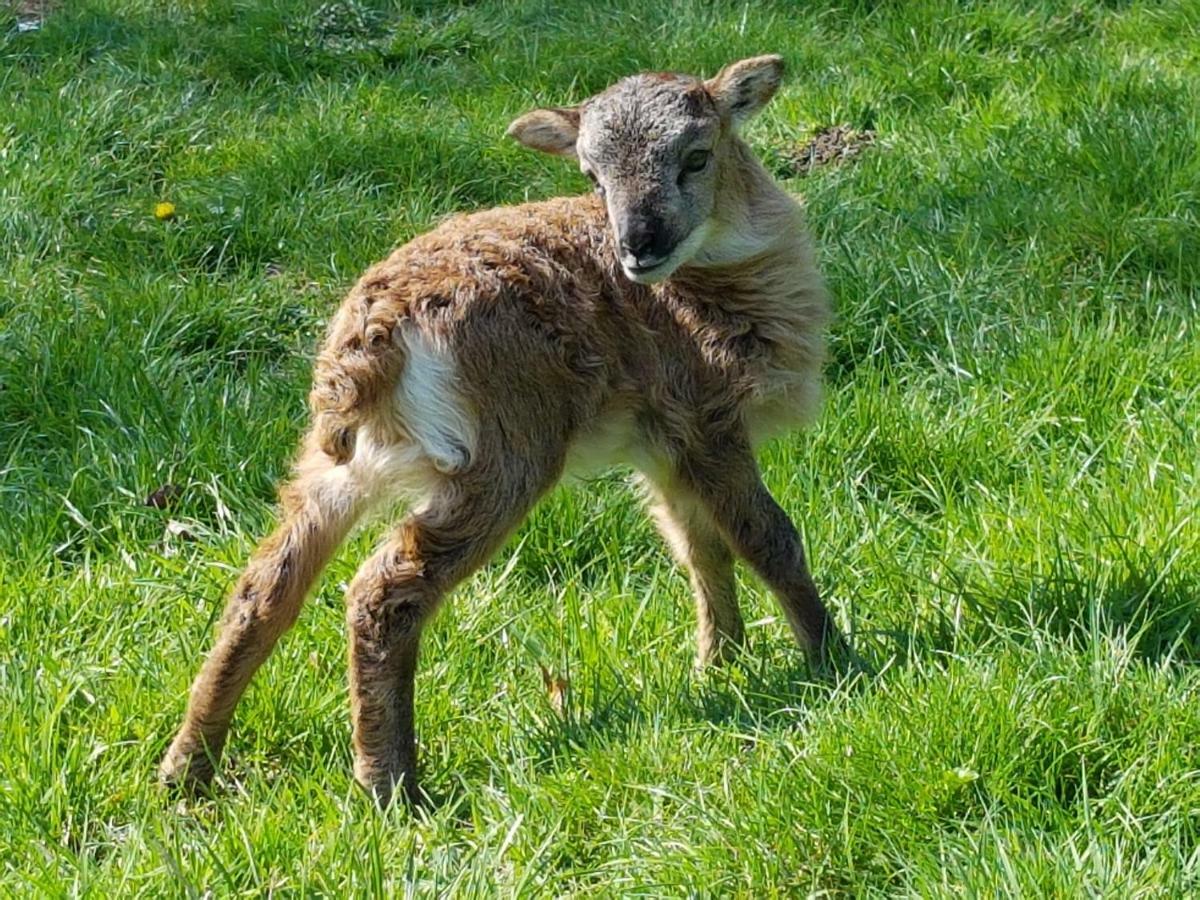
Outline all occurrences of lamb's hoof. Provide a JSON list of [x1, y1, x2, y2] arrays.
[[355, 764, 422, 811], [811, 629, 874, 681], [159, 737, 219, 795], [694, 642, 745, 673]]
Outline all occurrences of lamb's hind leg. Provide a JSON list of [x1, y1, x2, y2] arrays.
[[640, 475, 744, 668], [345, 461, 554, 807], [160, 445, 366, 790]]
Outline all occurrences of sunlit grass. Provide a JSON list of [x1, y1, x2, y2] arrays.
[[1, 0, 1198, 894]]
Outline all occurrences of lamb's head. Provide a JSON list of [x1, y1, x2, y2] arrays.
[[508, 55, 784, 284]]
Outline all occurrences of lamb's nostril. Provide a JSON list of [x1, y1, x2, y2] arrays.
[[620, 231, 658, 261]]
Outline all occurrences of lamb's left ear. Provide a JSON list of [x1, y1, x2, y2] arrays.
[[705, 55, 785, 126], [506, 106, 580, 156]]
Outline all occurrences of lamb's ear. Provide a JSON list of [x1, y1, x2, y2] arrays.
[[506, 106, 580, 156], [705, 55, 785, 126]]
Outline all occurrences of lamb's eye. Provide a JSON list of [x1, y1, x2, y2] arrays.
[[585, 170, 606, 197], [681, 150, 710, 174]]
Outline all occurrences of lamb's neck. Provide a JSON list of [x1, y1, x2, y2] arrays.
[[689, 138, 806, 270]]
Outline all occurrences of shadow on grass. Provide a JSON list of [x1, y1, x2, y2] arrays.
[[157, 559, 1197, 815], [515, 560, 1197, 785], [921, 562, 1200, 666], [516, 649, 867, 780]]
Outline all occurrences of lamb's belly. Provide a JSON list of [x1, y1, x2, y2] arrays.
[[562, 407, 664, 482], [746, 373, 823, 445], [562, 367, 823, 480]]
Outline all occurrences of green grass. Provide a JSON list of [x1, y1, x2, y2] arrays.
[[2, 0, 1199, 894]]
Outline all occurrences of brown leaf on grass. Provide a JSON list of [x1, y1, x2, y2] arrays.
[[160, 519, 198, 557], [11, 0, 56, 31], [143, 484, 181, 509], [539, 664, 569, 715]]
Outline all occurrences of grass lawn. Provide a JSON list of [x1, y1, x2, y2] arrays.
[[2, 0, 1199, 894]]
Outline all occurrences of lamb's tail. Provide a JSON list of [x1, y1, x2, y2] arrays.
[[309, 320, 406, 465], [310, 321, 475, 476]]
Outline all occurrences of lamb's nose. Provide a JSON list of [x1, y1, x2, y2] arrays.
[[620, 213, 675, 267], [620, 230, 658, 262]]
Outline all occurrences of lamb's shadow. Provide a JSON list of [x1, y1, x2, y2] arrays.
[[518, 651, 868, 778], [243, 563, 1197, 812], [516, 563, 1199, 778]]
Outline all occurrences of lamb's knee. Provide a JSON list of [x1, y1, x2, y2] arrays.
[[355, 590, 430, 646], [347, 555, 436, 651], [225, 547, 304, 637]]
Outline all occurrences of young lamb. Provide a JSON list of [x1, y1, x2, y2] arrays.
[[160, 55, 845, 807]]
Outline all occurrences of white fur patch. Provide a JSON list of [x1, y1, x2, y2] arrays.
[[394, 325, 476, 475], [301, 421, 438, 515], [300, 329, 475, 521]]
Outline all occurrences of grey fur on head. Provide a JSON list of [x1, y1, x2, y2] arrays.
[[508, 56, 785, 284]]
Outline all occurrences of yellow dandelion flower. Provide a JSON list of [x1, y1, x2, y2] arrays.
[[154, 202, 176, 221]]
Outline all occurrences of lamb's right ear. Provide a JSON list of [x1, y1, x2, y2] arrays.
[[506, 107, 580, 156]]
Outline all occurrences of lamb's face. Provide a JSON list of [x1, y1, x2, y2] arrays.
[[574, 74, 721, 283], [507, 55, 786, 284]]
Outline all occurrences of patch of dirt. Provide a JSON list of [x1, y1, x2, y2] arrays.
[[782, 125, 876, 177]]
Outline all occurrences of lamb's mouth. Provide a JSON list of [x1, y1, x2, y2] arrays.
[[623, 258, 673, 283]]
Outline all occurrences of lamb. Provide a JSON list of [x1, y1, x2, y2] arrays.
[[160, 55, 845, 807]]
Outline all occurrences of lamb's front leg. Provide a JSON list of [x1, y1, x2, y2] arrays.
[[640, 475, 745, 668], [675, 431, 846, 665]]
